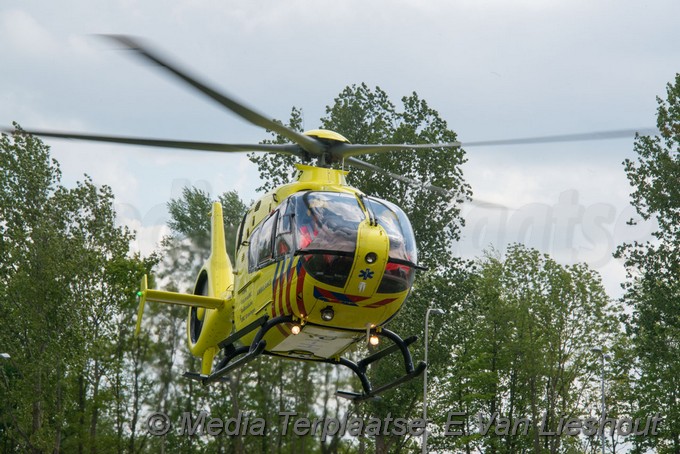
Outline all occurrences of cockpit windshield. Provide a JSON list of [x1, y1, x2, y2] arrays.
[[291, 192, 417, 263], [365, 197, 418, 265], [295, 192, 364, 253], [287, 191, 418, 292]]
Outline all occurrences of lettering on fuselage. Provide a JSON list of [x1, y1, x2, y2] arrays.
[[239, 306, 257, 323], [256, 282, 270, 296]]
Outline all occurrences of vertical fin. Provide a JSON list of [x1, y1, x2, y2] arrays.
[[208, 202, 233, 297]]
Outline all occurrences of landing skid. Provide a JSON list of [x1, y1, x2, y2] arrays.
[[184, 316, 426, 402], [330, 329, 427, 402], [184, 315, 292, 385]]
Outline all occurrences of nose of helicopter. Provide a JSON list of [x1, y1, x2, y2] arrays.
[[343, 220, 390, 296]]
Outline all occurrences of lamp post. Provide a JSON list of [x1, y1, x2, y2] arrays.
[[422, 307, 445, 454], [591, 347, 609, 454]]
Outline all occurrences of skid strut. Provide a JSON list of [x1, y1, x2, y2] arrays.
[[184, 315, 293, 385], [333, 328, 427, 402]]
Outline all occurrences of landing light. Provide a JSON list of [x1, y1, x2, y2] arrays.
[[320, 306, 335, 322], [369, 335, 380, 346], [291, 325, 301, 335]]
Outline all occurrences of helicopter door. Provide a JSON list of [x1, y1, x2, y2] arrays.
[[248, 212, 277, 272]]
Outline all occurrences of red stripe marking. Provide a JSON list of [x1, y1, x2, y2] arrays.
[[296, 264, 307, 316], [271, 262, 280, 317], [364, 298, 397, 308], [277, 259, 286, 317], [313, 286, 370, 304], [285, 261, 294, 315], [345, 293, 369, 303]]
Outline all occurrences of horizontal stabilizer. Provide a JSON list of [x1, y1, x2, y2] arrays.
[[135, 274, 226, 337], [143, 289, 225, 309]]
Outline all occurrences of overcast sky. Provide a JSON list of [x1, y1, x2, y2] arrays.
[[2, 0, 678, 297]]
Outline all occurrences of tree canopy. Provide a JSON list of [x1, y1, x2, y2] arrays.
[[616, 73, 680, 453], [0, 127, 154, 453]]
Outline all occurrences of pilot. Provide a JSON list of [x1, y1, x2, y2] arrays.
[[297, 198, 327, 249]]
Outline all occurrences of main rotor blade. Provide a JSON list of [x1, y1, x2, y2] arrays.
[[4, 127, 304, 156], [345, 157, 453, 196], [461, 128, 659, 147], [345, 157, 507, 209], [328, 127, 658, 159], [330, 142, 461, 159], [101, 35, 325, 156]]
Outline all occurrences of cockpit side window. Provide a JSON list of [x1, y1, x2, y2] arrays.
[[256, 213, 276, 265], [274, 199, 295, 258], [248, 211, 278, 271], [365, 197, 418, 293], [248, 227, 260, 272]]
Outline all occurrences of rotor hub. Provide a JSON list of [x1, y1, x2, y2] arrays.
[[303, 129, 351, 144]]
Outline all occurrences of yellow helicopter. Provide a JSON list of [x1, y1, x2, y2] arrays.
[[9, 35, 656, 401], [138, 157, 428, 402], [14, 35, 463, 402]]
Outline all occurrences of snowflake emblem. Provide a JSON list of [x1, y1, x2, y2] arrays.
[[359, 268, 375, 280]]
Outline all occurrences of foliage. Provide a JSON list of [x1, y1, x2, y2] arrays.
[[159, 186, 247, 293], [247, 85, 624, 454], [152, 183, 335, 453], [616, 73, 680, 453], [248, 106, 305, 193], [249, 85, 474, 453], [428, 245, 618, 454], [0, 126, 154, 453]]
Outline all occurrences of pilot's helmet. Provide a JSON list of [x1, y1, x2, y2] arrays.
[[308, 197, 331, 218], [308, 196, 329, 209]]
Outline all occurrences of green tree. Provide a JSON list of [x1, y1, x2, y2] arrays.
[[139, 186, 245, 453], [616, 73, 680, 453], [429, 245, 618, 454], [148, 185, 323, 454], [249, 106, 305, 194], [0, 127, 153, 453]]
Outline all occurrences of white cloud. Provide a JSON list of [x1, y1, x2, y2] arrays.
[[0, 9, 57, 56], [117, 208, 171, 257]]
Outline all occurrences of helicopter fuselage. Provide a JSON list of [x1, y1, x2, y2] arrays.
[[185, 164, 419, 372]]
